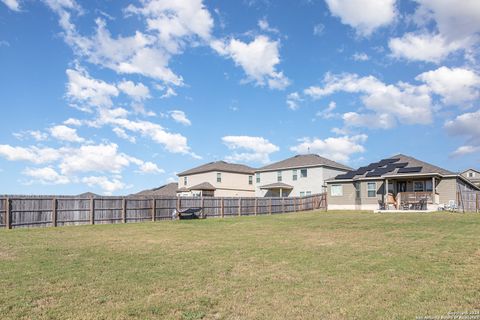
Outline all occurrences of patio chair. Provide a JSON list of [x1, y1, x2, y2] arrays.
[[445, 200, 458, 212], [400, 201, 410, 210], [387, 193, 397, 210]]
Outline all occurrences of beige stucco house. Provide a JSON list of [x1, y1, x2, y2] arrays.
[[461, 169, 480, 187], [326, 154, 480, 211], [176, 161, 255, 197], [255, 154, 352, 197]]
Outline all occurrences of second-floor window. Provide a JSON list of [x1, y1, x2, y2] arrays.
[[256, 173, 260, 183], [469, 172, 474, 177], [292, 169, 297, 181], [183, 176, 187, 186], [301, 169, 307, 178], [217, 172, 222, 183], [277, 171, 282, 182], [248, 175, 253, 185]]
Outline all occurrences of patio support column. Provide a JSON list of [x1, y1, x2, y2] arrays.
[[432, 177, 436, 204], [280, 188, 283, 198], [385, 178, 388, 210]]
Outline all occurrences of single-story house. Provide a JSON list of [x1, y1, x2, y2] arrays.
[[132, 183, 178, 197], [177, 161, 255, 197], [255, 154, 352, 197], [326, 154, 480, 211], [461, 169, 480, 187]]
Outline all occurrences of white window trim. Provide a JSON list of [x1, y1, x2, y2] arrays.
[[331, 185, 343, 197], [367, 182, 376, 198]]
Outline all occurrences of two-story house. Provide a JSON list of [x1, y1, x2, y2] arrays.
[[461, 169, 480, 187], [176, 161, 255, 197], [254, 154, 352, 197]]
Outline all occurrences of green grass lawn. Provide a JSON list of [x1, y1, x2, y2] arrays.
[[1, 211, 479, 319]]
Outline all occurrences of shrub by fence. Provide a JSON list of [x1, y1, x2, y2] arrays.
[[0, 193, 327, 229]]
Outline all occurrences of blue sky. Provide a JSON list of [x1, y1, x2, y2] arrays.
[[0, 0, 479, 195]]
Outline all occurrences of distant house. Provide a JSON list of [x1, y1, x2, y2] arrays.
[[177, 161, 255, 197], [326, 154, 480, 211], [254, 154, 352, 197], [133, 183, 178, 197], [461, 169, 480, 187]]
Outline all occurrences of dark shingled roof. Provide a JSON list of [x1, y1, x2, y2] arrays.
[[189, 182, 216, 191], [332, 154, 455, 181], [257, 154, 352, 172], [259, 182, 294, 189], [133, 183, 178, 197], [177, 161, 255, 176]]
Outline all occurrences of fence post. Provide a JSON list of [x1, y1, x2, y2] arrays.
[[476, 193, 479, 213], [52, 197, 57, 227], [122, 198, 127, 223], [151, 198, 156, 222], [90, 197, 95, 225], [282, 198, 285, 213], [254, 198, 258, 216], [238, 198, 242, 216], [269, 198, 272, 215], [5, 198, 11, 229], [221, 198, 224, 218]]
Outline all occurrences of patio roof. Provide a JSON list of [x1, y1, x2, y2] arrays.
[[259, 182, 294, 189], [189, 182, 216, 191]]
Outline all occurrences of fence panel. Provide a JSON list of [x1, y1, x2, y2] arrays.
[[94, 198, 123, 224], [458, 191, 480, 213], [57, 198, 90, 226], [11, 197, 53, 228]]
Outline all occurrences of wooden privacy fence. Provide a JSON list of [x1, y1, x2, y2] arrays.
[[0, 193, 327, 229], [457, 191, 480, 213]]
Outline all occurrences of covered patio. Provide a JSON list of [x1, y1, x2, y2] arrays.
[[381, 175, 439, 211], [259, 182, 293, 197]]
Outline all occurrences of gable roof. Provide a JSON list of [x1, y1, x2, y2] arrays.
[[177, 161, 255, 176], [461, 168, 480, 175], [259, 182, 294, 189], [330, 154, 455, 181], [133, 183, 178, 197], [256, 154, 352, 172], [189, 182, 216, 191]]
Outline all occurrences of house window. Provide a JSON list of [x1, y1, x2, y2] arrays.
[[388, 182, 394, 193], [469, 172, 474, 177], [248, 175, 253, 185], [301, 169, 307, 178], [425, 180, 433, 192], [217, 172, 222, 183], [414, 181, 424, 192], [256, 173, 260, 183], [331, 185, 343, 197], [354, 182, 361, 199], [292, 169, 297, 181], [367, 182, 376, 198], [277, 171, 282, 182], [184, 176, 187, 186], [306, 191, 311, 196], [300, 191, 305, 197]]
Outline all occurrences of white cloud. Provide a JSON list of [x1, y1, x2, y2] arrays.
[[112, 127, 136, 143], [118, 80, 150, 101], [66, 67, 119, 109], [290, 134, 367, 163], [258, 18, 279, 33], [13, 130, 48, 142], [316, 101, 338, 119], [136, 162, 164, 174], [23, 167, 70, 185], [352, 52, 369, 61], [0, 145, 62, 164], [49, 125, 85, 143], [304, 72, 432, 127], [1, 0, 20, 11], [286, 92, 302, 110], [389, 33, 464, 63], [82, 176, 126, 194], [222, 135, 279, 164], [416, 66, 480, 106], [325, 0, 397, 36], [169, 110, 191, 126], [313, 24, 325, 36], [451, 145, 480, 157], [445, 109, 480, 146], [212, 35, 290, 90], [342, 112, 396, 129]]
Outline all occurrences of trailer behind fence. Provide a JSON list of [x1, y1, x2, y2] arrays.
[[0, 193, 327, 229]]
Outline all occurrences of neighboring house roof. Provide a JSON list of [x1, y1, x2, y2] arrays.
[[189, 182, 216, 191], [330, 154, 455, 181], [133, 183, 178, 197], [259, 182, 294, 189], [256, 154, 352, 172], [177, 160, 255, 176], [177, 187, 190, 192], [77, 192, 100, 198], [461, 168, 480, 176]]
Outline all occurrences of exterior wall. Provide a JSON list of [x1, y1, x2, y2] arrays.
[[436, 178, 457, 204], [255, 166, 347, 197], [178, 171, 255, 197], [327, 180, 384, 211]]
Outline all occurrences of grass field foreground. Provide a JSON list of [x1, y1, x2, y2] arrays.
[[1, 211, 479, 319]]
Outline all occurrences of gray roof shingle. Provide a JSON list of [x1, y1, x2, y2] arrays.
[[259, 182, 294, 189], [256, 154, 352, 172], [178, 161, 255, 176], [133, 183, 179, 197], [189, 182, 216, 190]]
